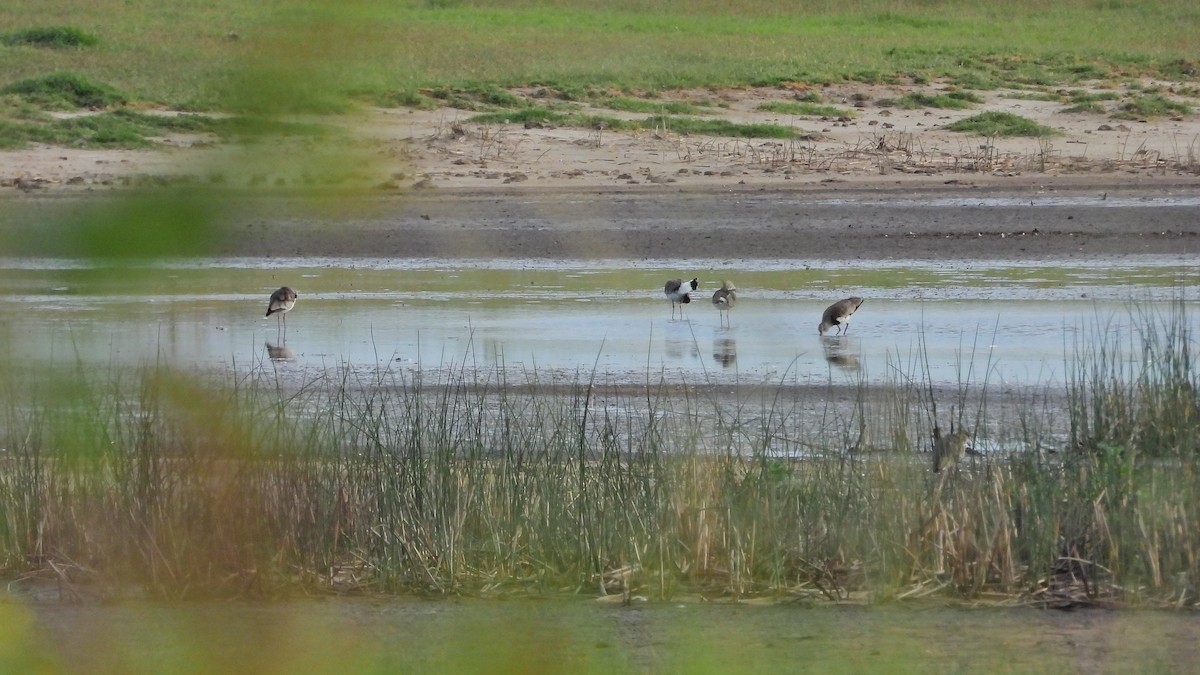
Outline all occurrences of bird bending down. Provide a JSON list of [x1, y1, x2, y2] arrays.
[[932, 419, 979, 473], [266, 286, 298, 334], [818, 296, 864, 336], [664, 277, 698, 319], [712, 280, 736, 327]]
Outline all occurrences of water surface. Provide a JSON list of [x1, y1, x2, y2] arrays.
[[0, 256, 1195, 388]]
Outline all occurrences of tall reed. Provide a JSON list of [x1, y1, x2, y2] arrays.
[[0, 305, 1196, 606]]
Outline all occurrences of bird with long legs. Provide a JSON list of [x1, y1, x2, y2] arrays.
[[711, 280, 736, 327], [818, 296, 864, 336], [932, 420, 972, 474], [265, 286, 298, 337], [664, 277, 698, 319], [932, 407, 982, 474]]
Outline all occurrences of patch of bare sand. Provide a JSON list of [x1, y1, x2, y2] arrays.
[[2, 82, 1199, 195], [382, 82, 1200, 193]]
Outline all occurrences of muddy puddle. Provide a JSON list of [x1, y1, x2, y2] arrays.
[[0, 256, 1195, 388]]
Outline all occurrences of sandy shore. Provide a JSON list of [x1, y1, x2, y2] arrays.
[[2, 83, 1199, 261]]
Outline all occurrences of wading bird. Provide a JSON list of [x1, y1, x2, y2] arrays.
[[266, 286, 298, 335], [711, 280, 737, 327], [818, 296, 864, 336], [664, 277, 698, 319], [932, 419, 977, 473]]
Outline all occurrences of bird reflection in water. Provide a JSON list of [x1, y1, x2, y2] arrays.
[[712, 338, 737, 369], [265, 342, 295, 362], [821, 336, 860, 371], [663, 325, 701, 360]]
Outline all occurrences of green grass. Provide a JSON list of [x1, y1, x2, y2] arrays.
[[465, 109, 796, 138], [1, 1, 1198, 112], [0, 108, 327, 151], [596, 97, 712, 115], [0, 66, 337, 149], [466, 107, 571, 125], [424, 84, 533, 111], [1113, 94, 1193, 119], [0, 1, 1195, 149], [879, 90, 985, 110], [641, 115, 796, 138], [1, 72, 127, 109], [757, 100, 855, 117], [946, 111, 1058, 136], [1058, 89, 1123, 112], [0, 25, 98, 48], [0, 109, 221, 150]]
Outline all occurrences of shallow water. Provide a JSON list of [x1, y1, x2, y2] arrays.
[[0, 256, 1196, 388], [18, 596, 1200, 673]]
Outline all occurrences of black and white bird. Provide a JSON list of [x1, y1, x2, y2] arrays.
[[266, 286, 298, 334], [818, 296, 864, 336], [711, 280, 736, 327], [664, 277, 699, 319]]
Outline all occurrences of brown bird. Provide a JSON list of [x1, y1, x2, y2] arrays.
[[818, 296, 864, 336], [265, 286, 298, 334], [932, 419, 975, 473], [664, 277, 698, 319], [711, 280, 736, 327]]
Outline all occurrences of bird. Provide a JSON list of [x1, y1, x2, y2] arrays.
[[664, 277, 698, 319], [265, 286, 298, 334], [711, 280, 736, 327], [932, 418, 979, 473], [818, 297, 864, 336]]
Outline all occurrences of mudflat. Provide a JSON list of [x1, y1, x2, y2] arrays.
[[2, 84, 1199, 261], [201, 177, 1200, 261]]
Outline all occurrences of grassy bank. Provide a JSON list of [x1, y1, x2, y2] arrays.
[[0, 307, 1196, 607], [3, 1, 1199, 110], [0, 0, 1196, 153]]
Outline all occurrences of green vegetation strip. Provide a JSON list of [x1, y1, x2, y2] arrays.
[[1, 1, 1198, 113], [946, 111, 1058, 137], [0, 25, 98, 48], [757, 100, 854, 117], [0, 110, 212, 150], [597, 97, 714, 115], [1114, 94, 1193, 119], [879, 90, 984, 109], [2, 72, 127, 110], [466, 109, 798, 138], [0, 1, 1195, 147]]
